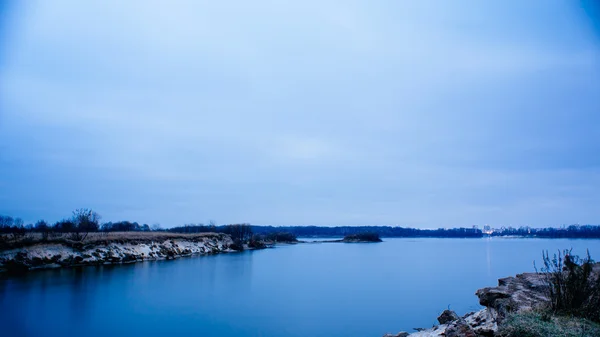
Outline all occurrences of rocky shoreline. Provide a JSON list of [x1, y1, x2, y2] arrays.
[[0, 232, 234, 272], [4, 233, 598, 336], [384, 263, 600, 337]]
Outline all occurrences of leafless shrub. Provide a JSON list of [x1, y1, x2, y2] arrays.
[[537, 249, 600, 322]]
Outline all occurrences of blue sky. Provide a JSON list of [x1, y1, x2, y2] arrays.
[[1, 1, 599, 227]]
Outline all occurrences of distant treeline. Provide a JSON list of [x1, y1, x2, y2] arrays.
[[250, 225, 483, 238], [0, 211, 150, 236], [172, 224, 600, 239], [491, 225, 600, 239], [166, 224, 481, 238], [166, 224, 482, 238], [2, 211, 600, 239], [0, 209, 103, 241], [167, 224, 297, 243]]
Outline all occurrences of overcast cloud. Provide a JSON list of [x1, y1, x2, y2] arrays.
[[1, 1, 599, 227]]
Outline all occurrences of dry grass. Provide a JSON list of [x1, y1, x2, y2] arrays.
[[84, 231, 222, 242], [497, 311, 600, 337], [0, 231, 226, 251]]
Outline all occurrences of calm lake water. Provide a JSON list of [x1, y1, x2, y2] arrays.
[[1, 238, 598, 337]]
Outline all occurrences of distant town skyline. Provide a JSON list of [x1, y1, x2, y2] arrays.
[[1, 1, 600, 227]]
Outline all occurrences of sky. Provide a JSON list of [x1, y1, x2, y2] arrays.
[[0, 1, 599, 228]]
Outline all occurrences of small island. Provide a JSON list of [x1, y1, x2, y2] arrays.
[[342, 232, 383, 242], [319, 232, 383, 243]]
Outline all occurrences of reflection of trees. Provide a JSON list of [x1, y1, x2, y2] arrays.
[[192, 252, 254, 296], [221, 251, 253, 289], [0, 251, 258, 336], [207, 251, 254, 312], [0, 275, 29, 337], [68, 267, 91, 326]]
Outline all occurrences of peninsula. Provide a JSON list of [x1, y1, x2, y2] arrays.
[[0, 232, 234, 272]]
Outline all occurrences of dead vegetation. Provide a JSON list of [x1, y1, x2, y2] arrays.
[[0, 231, 226, 251]]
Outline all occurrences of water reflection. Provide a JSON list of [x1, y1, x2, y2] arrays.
[[0, 253, 255, 337], [486, 237, 492, 277], [69, 268, 89, 326], [1, 239, 597, 337]]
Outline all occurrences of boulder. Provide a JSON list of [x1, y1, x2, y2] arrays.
[[444, 319, 477, 337], [463, 309, 497, 336], [475, 272, 550, 321], [437, 310, 459, 324], [383, 332, 409, 337], [476, 287, 511, 307], [122, 253, 137, 263]]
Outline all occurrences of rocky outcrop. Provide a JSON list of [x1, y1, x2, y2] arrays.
[[383, 270, 559, 337], [475, 272, 550, 322], [0, 233, 233, 272], [385, 263, 600, 336]]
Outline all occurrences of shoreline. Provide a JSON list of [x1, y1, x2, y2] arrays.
[[0, 232, 235, 273], [4, 234, 596, 273], [384, 263, 600, 337], [3, 234, 600, 335]]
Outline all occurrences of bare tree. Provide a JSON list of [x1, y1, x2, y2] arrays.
[[70, 208, 101, 241], [206, 220, 217, 232], [222, 223, 253, 250], [0, 215, 14, 228], [35, 220, 50, 240], [7, 217, 26, 240], [14, 217, 24, 228]]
